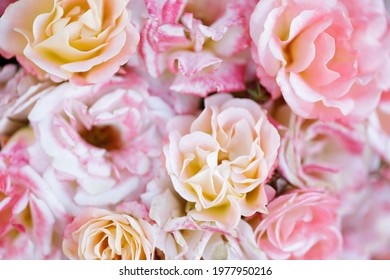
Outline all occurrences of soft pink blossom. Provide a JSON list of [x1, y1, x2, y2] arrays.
[[0, 128, 68, 259], [340, 178, 390, 259], [63, 206, 155, 260], [28, 72, 174, 215], [250, 0, 390, 121], [368, 92, 390, 164], [0, 64, 54, 136], [164, 94, 280, 230], [139, 0, 257, 96], [278, 111, 372, 192], [0, 0, 140, 85], [253, 190, 342, 260]]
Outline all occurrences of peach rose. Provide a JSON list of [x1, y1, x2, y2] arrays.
[[62, 207, 155, 260], [164, 94, 280, 229], [0, 0, 139, 85], [250, 0, 390, 121], [254, 190, 342, 260]]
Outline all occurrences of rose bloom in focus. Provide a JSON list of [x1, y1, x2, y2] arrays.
[[0, 0, 140, 85], [250, 0, 390, 121], [164, 94, 280, 230], [253, 190, 342, 260], [62, 206, 155, 260]]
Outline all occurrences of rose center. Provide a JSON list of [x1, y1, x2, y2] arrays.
[[183, 0, 226, 26], [80, 125, 122, 151]]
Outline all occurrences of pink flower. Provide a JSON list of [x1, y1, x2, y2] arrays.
[[340, 178, 390, 259], [0, 64, 54, 136], [254, 190, 342, 260], [0, 128, 68, 259], [164, 94, 280, 230], [28, 73, 173, 215], [250, 0, 390, 121], [0, 0, 140, 85], [139, 0, 257, 96], [368, 92, 390, 164], [62, 206, 155, 260], [278, 111, 372, 192]]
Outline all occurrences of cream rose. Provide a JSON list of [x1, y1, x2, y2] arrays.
[[62, 207, 155, 260], [0, 0, 139, 85], [164, 94, 280, 230], [149, 186, 265, 260]]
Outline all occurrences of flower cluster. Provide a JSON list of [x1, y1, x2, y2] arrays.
[[0, 0, 390, 260]]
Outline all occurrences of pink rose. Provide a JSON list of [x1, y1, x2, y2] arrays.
[[368, 92, 390, 164], [0, 128, 68, 259], [0, 0, 139, 85], [63, 206, 155, 260], [0, 64, 54, 136], [139, 0, 257, 96], [250, 0, 390, 121], [254, 190, 342, 260], [340, 178, 390, 259], [28, 73, 173, 215], [164, 94, 280, 229], [278, 111, 372, 192]]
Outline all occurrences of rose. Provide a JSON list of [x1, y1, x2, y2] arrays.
[[148, 181, 264, 260], [0, 0, 140, 85], [340, 178, 390, 259], [164, 94, 280, 229], [278, 111, 372, 192], [0, 64, 54, 137], [28, 72, 173, 215], [368, 92, 390, 164], [253, 190, 342, 260], [139, 0, 257, 96], [250, 0, 390, 121], [0, 128, 68, 259], [62, 207, 155, 260]]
